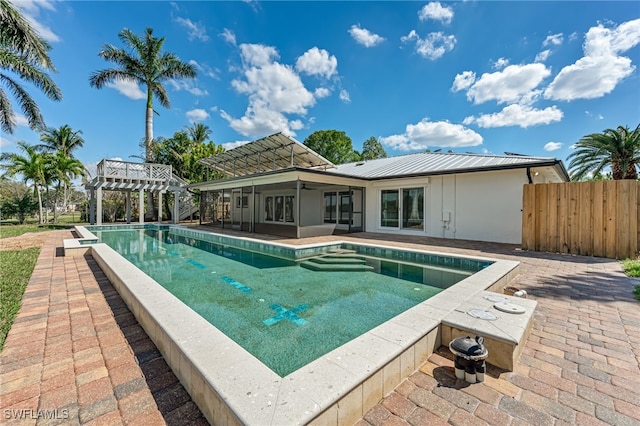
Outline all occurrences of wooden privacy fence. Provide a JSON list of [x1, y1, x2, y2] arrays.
[[522, 180, 640, 259]]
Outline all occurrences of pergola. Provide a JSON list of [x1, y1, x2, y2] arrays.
[[85, 159, 188, 225]]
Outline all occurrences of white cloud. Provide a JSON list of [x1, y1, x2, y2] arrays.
[[493, 57, 509, 70], [314, 87, 330, 98], [295, 47, 338, 79], [545, 19, 640, 101], [221, 140, 251, 150], [543, 33, 563, 47], [463, 104, 563, 128], [14, 0, 59, 42], [175, 17, 209, 41], [339, 90, 351, 103], [169, 79, 208, 96], [189, 60, 219, 79], [451, 71, 476, 92], [401, 30, 456, 60], [239, 43, 280, 67], [14, 113, 29, 127], [380, 119, 482, 151], [106, 79, 146, 100], [348, 25, 385, 47], [418, 2, 454, 24], [535, 49, 551, 62], [544, 142, 563, 151], [220, 28, 236, 45], [464, 63, 551, 104], [186, 109, 210, 122], [0, 135, 11, 148], [223, 44, 318, 137]]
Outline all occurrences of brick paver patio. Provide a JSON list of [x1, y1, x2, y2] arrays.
[[1, 228, 639, 425]]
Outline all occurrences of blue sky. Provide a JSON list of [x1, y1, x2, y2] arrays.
[[2, 1, 640, 176]]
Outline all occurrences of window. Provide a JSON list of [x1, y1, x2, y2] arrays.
[[236, 195, 248, 208], [339, 191, 351, 224], [380, 187, 424, 230], [402, 188, 424, 229], [285, 196, 295, 222], [265, 196, 273, 221], [264, 194, 294, 223], [324, 192, 337, 223], [380, 190, 399, 227]]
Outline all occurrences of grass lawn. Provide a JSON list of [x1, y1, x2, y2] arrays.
[[621, 257, 640, 302], [0, 213, 86, 239], [0, 248, 40, 351]]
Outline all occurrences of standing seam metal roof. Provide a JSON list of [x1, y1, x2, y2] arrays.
[[328, 151, 561, 179]]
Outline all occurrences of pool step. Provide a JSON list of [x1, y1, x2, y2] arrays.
[[311, 256, 367, 264], [300, 253, 373, 272], [328, 248, 357, 254], [300, 261, 374, 272]]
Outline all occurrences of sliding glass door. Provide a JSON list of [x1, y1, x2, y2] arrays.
[[380, 187, 424, 230]]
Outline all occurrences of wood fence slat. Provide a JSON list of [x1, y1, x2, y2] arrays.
[[592, 181, 605, 256], [558, 183, 569, 253], [616, 180, 631, 259], [604, 181, 618, 258], [537, 184, 548, 252], [521, 184, 535, 250], [547, 183, 559, 252], [578, 181, 593, 256], [569, 182, 580, 255]]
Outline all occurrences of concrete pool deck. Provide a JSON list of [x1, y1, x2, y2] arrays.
[[1, 228, 639, 425]]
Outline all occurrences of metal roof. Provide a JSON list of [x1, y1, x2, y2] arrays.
[[198, 132, 335, 177], [328, 151, 565, 179]]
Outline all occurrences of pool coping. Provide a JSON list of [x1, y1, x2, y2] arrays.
[[70, 225, 521, 425]]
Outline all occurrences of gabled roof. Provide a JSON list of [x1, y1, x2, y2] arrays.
[[198, 133, 335, 177], [329, 151, 569, 180]]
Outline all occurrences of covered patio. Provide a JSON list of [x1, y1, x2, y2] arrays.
[[192, 133, 366, 238]]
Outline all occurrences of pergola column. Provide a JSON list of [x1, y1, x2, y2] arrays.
[[173, 191, 180, 224], [139, 189, 144, 224], [126, 191, 131, 224], [89, 187, 95, 225], [96, 186, 103, 225], [158, 191, 163, 223]]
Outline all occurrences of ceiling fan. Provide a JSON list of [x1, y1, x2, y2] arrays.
[[291, 183, 317, 190]]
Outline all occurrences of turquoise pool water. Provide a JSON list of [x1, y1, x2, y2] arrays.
[[92, 227, 482, 376]]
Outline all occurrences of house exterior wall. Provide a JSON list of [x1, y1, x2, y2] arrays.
[[363, 167, 557, 244]]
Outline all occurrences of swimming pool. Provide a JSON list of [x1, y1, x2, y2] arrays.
[[91, 226, 486, 376], [75, 224, 518, 425]]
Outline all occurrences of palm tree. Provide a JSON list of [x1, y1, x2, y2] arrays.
[[0, 0, 62, 133], [89, 27, 196, 219], [37, 124, 84, 157], [0, 141, 51, 223], [186, 123, 212, 145], [89, 27, 197, 162], [568, 124, 640, 180], [49, 151, 85, 222]]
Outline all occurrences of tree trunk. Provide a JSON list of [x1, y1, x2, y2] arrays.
[[35, 184, 43, 225], [145, 91, 155, 220]]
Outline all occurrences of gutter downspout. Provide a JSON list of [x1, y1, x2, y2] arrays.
[[526, 167, 533, 184]]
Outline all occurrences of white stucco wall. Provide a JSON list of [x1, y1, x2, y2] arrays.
[[363, 168, 548, 244]]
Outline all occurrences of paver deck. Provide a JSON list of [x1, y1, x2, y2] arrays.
[[1, 227, 639, 425]]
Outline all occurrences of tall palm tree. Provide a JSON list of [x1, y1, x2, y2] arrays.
[[89, 27, 197, 162], [0, 141, 51, 223], [36, 125, 85, 212], [37, 124, 84, 157], [568, 124, 640, 180], [186, 123, 212, 145], [0, 0, 62, 133], [89, 27, 196, 219], [49, 151, 85, 222]]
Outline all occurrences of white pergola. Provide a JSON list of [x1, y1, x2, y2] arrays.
[[85, 159, 188, 225]]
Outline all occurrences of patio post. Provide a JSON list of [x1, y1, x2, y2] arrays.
[[158, 191, 163, 223], [139, 189, 144, 224], [96, 186, 102, 225], [173, 190, 180, 224], [89, 187, 95, 225], [126, 191, 131, 224]]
